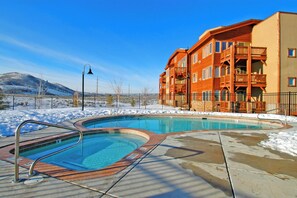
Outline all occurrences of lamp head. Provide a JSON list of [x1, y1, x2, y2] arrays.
[[87, 67, 93, 75]]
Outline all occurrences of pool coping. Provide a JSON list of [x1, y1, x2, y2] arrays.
[[0, 113, 286, 182], [0, 127, 166, 181]]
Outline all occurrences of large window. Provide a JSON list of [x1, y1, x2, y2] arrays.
[[215, 41, 220, 53], [202, 91, 211, 101], [202, 42, 213, 58], [288, 77, 296, 87], [288, 48, 296, 58], [202, 66, 212, 80], [222, 42, 227, 51]]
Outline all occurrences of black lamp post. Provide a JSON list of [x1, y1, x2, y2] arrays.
[[82, 64, 93, 111]]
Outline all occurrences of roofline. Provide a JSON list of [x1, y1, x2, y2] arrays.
[[165, 48, 188, 69], [188, 19, 262, 54]]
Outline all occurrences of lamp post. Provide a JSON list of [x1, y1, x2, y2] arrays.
[[82, 64, 93, 111]]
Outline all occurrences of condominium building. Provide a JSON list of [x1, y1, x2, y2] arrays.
[[159, 11, 297, 113], [159, 48, 189, 108], [252, 12, 297, 103]]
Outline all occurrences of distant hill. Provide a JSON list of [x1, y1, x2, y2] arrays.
[[0, 72, 75, 96]]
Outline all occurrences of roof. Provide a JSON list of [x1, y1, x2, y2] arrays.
[[188, 19, 262, 54], [165, 48, 188, 69]]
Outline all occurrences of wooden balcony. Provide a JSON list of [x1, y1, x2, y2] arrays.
[[221, 46, 267, 62], [251, 74, 266, 86], [219, 101, 266, 113], [220, 74, 266, 88], [220, 75, 231, 88], [175, 84, 186, 94], [175, 67, 187, 79]]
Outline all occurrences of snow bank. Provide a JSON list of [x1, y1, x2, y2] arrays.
[[0, 106, 296, 157], [260, 131, 297, 156]]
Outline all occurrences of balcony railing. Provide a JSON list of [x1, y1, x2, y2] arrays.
[[219, 101, 266, 113], [235, 74, 248, 83], [251, 74, 266, 85], [220, 74, 266, 87], [221, 46, 267, 61], [220, 75, 230, 87], [175, 67, 187, 79], [175, 84, 186, 94]]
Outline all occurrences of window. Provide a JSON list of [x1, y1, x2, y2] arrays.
[[202, 66, 212, 80], [288, 48, 296, 58], [288, 77, 296, 87], [192, 92, 197, 101], [215, 67, 220, 77], [214, 90, 220, 101], [222, 42, 227, 51], [202, 91, 211, 101], [215, 41, 220, 53], [228, 42, 233, 47], [179, 57, 187, 67], [192, 73, 198, 83], [202, 42, 213, 58], [193, 53, 198, 64]]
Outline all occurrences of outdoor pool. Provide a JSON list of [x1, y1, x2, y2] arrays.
[[20, 133, 147, 171], [83, 115, 274, 134]]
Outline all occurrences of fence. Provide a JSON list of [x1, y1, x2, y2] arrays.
[[160, 92, 297, 116], [1, 93, 159, 110]]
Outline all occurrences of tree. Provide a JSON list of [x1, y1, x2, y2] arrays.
[[130, 97, 136, 107], [0, 88, 8, 110], [141, 87, 150, 109], [110, 80, 123, 108], [107, 94, 113, 107]]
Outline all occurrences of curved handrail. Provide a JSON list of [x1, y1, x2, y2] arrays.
[[257, 108, 287, 125], [14, 120, 83, 183]]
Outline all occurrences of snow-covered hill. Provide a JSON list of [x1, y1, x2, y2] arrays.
[[0, 72, 75, 96]]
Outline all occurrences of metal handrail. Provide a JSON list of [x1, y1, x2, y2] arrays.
[[13, 120, 83, 183], [257, 108, 287, 125]]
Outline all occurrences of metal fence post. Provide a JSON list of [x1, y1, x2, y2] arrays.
[[12, 95, 15, 110], [138, 93, 140, 109], [289, 91, 291, 116]]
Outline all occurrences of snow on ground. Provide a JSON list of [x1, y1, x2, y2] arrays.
[[0, 105, 296, 157]]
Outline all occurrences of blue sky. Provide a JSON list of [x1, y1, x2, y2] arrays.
[[0, 0, 297, 93]]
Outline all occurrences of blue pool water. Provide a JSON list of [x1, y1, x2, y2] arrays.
[[21, 133, 146, 171], [84, 116, 271, 134]]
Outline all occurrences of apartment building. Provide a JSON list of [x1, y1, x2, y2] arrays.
[[159, 11, 297, 113], [252, 12, 297, 106], [159, 48, 188, 107]]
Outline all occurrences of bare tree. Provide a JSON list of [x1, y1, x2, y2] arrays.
[[141, 87, 151, 109], [110, 80, 123, 108]]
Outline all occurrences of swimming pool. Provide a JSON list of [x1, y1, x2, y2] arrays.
[[20, 133, 147, 171], [83, 116, 273, 134]]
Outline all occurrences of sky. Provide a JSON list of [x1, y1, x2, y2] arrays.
[[0, 0, 297, 93]]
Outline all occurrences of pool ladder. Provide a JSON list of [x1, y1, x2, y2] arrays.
[[257, 108, 287, 125], [13, 120, 83, 183]]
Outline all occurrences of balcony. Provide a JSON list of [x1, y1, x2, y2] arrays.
[[175, 67, 187, 79], [220, 75, 231, 87], [251, 74, 266, 86], [219, 101, 266, 113], [220, 74, 266, 88], [221, 46, 267, 62], [175, 84, 186, 94]]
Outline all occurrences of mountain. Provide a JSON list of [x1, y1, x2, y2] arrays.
[[0, 72, 75, 96]]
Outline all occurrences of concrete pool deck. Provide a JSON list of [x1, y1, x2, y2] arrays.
[[0, 119, 297, 197]]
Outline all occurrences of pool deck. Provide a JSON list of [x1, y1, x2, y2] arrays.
[[0, 118, 297, 197]]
